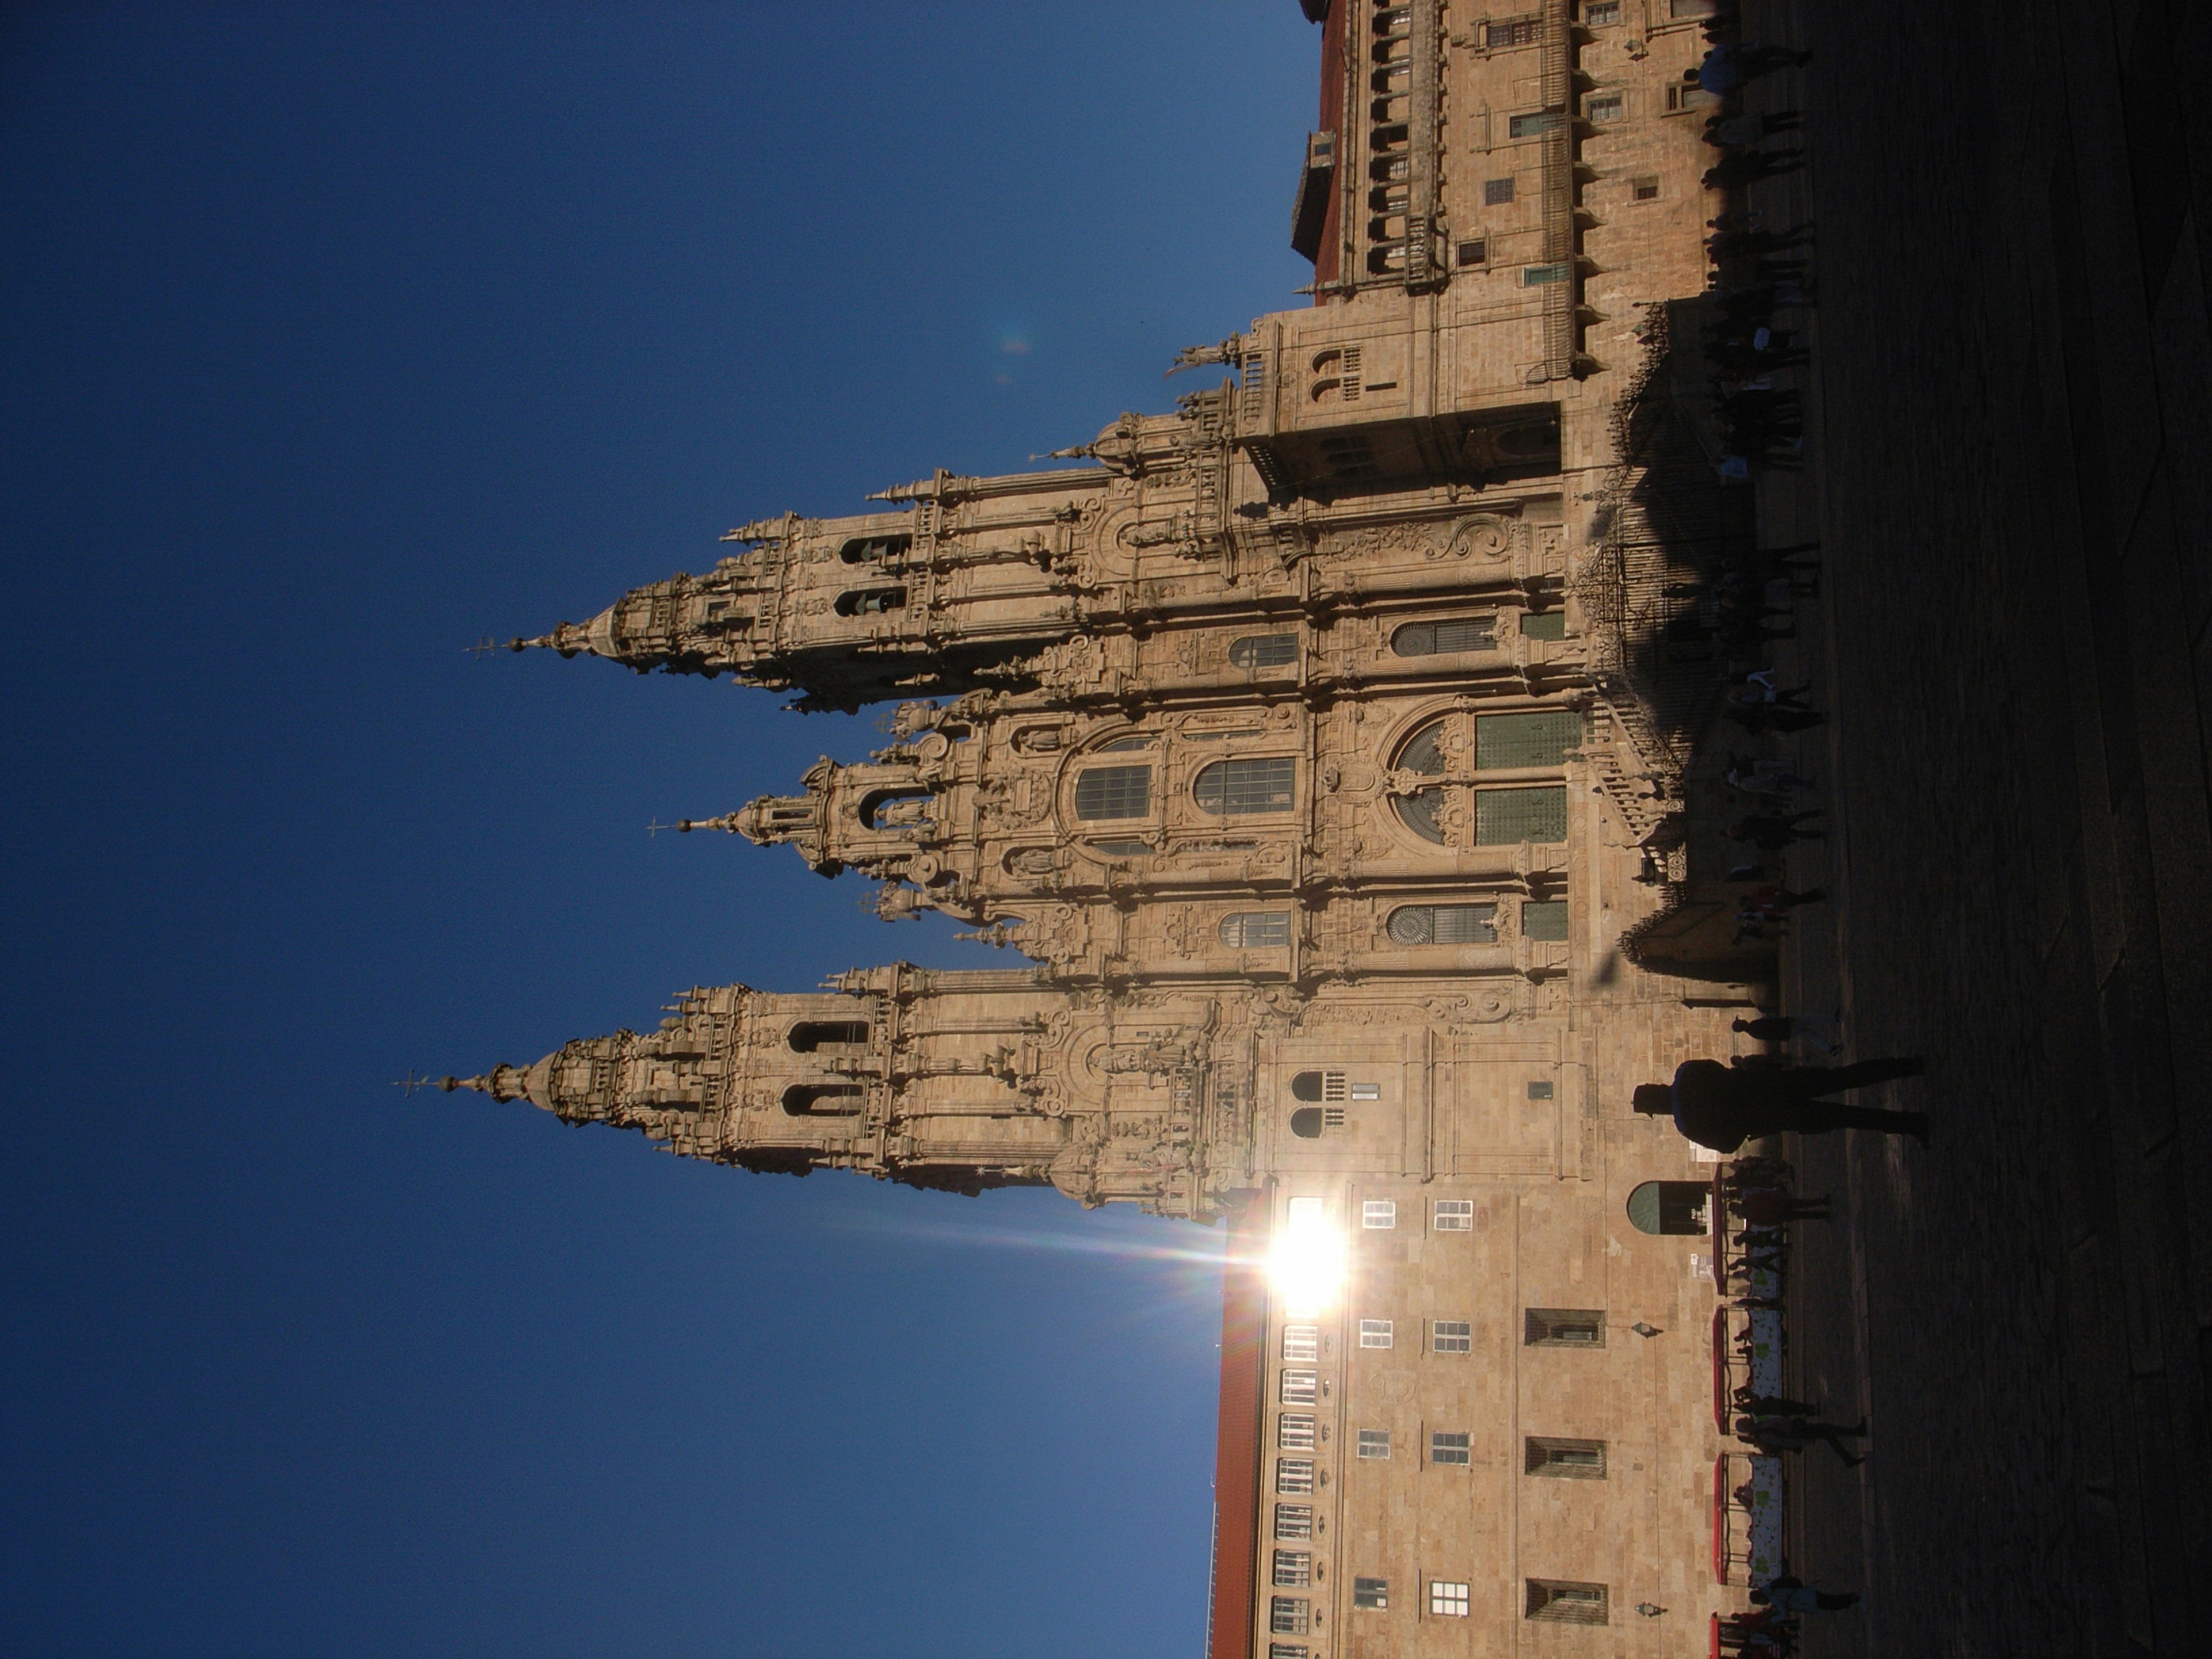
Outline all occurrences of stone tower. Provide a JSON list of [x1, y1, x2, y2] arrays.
[[454, 2, 1775, 1653]]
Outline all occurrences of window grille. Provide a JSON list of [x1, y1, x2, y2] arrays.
[[1456, 238, 1487, 267], [1631, 175, 1661, 201], [1586, 93, 1625, 122], [1087, 839, 1150, 858], [1476, 711, 1581, 769], [1433, 1319, 1473, 1354], [1279, 1414, 1317, 1451], [1527, 1581, 1609, 1624], [1353, 1577, 1390, 1611], [1525, 1308, 1605, 1347], [1430, 1430, 1472, 1465], [1526, 1437, 1608, 1478], [1523, 899, 1570, 941], [1221, 911, 1293, 949], [1392, 617, 1496, 657], [1584, 1, 1621, 22], [1282, 1325, 1320, 1363], [1194, 756, 1296, 815], [1363, 1200, 1397, 1229], [1276, 1459, 1316, 1495], [1508, 112, 1562, 137], [1475, 786, 1568, 845], [1430, 1581, 1472, 1617], [1274, 1550, 1313, 1588], [1522, 262, 1570, 286], [1074, 764, 1151, 820], [1396, 788, 1448, 844], [1357, 1428, 1391, 1460], [1281, 1370, 1319, 1406], [1271, 1596, 1312, 1634], [1486, 17, 1540, 47], [1268, 1647, 1307, 1659], [1388, 903, 1497, 945], [1434, 1199, 1475, 1231], [1229, 634, 1300, 669], [1484, 176, 1516, 205], [1359, 1320, 1393, 1350], [1275, 1505, 1313, 1540], [1323, 1105, 1346, 1129], [1293, 1070, 1349, 1103]]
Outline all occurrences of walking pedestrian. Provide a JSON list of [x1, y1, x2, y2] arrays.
[[1634, 1056, 1930, 1152], [1725, 809, 1825, 850], [1751, 1577, 1862, 1613], [1735, 1412, 1868, 1465]]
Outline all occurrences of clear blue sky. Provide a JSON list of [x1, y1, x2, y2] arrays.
[[0, 6, 1319, 1655]]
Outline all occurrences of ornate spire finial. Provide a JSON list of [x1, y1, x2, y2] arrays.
[[671, 813, 744, 835]]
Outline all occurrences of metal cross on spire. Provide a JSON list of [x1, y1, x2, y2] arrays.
[[392, 1070, 439, 1096]]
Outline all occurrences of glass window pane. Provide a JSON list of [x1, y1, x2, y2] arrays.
[[1476, 786, 1567, 844], [1074, 764, 1151, 820], [1395, 788, 1448, 844], [1223, 911, 1293, 949], [1522, 899, 1570, 941], [1230, 634, 1300, 669], [1434, 1199, 1474, 1231], [1194, 757, 1297, 815], [1521, 609, 1567, 639], [1475, 711, 1581, 769]]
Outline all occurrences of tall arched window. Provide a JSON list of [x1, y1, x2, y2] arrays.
[[1389, 714, 1572, 847], [1387, 904, 1497, 945], [834, 588, 906, 617], [1220, 911, 1292, 949], [1194, 757, 1296, 815], [1626, 1181, 1711, 1236], [838, 535, 911, 563], [1229, 634, 1300, 669], [787, 1021, 870, 1052], [782, 1084, 864, 1116], [1074, 765, 1152, 820], [1392, 617, 1497, 656]]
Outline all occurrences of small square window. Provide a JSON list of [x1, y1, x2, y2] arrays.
[[1521, 262, 1570, 286], [1524, 899, 1570, 941], [1279, 1414, 1316, 1451], [1456, 238, 1487, 267], [1527, 1580, 1608, 1624], [1525, 1437, 1608, 1479], [1434, 1199, 1475, 1232], [1527, 1080, 1555, 1100], [1430, 1580, 1472, 1617], [1430, 1430, 1473, 1465], [1350, 1081, 1380, 1100], [1269, 1647, 1308, 1659], [1271, 1596, 1312, 1635], [1277, 1459, 1316, 1495], [1631, 175, 1661, 202], [1287, 1195, 1323, 1226], [1281, 1369, 1319, 1405], [1521, 609, 1569, 639], [1274, 1550, 1313, 1587], [1433, 1319, 1473, 1354], [1526, 1308, 1606, 1347], [1354, 1577, 1390, 1611], [1274, 1504, 1313, 1540], [1584, 0, 1620, 21], [1363, 1199, 1397, 1229], [1586, 93, 1624, 123], [1483, 176, 1516, 206], [1357, 1428, 1391, 1460], [1282, 1325, 1320, 1363], [1360, 1319, 1394, 1349]]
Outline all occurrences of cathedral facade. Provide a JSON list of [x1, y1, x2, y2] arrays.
[[454, 3, 1761, 1653]]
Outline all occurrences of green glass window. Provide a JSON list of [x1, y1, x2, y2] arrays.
[[1520, 610, 1568, 639], [1521, 262, 1570, 286], [1074, 765, 1151, 820], [1476, 711, 1581, 770], [1475, 786, 1567, 844], [1393, 616, 1497, 656], [1194, 757, 1296, 815], [1522, 899, 1570, 940], [1508, 112, 1560, 137]]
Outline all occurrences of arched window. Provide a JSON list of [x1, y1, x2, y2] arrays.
[[1290, 1070, 1347, 1104], [1392, 617, 1497, 656], [834, 587, 907, 617], [787, 1021, 869, 1053], [1290, 1107, 1325, 1139], [1387, 904, 1497, 945], [1229, 634, 1300, 670], [1220, 912, 1292, 949], [1194, 757, 1296, 816], [838, 535, 911, 563], [1625, 1180, 1711, 1236], [782, 1084, 864, 1116], [1074, 765, 1152, 820], [1389, 715, 1570, 847]]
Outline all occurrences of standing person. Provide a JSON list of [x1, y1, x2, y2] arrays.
[[1751, 1577, 1861, 1613], [1736, 1412, 1868, 1465], [1633, 1056, 1930, 1152], [1725, 809, 1825, 850]]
